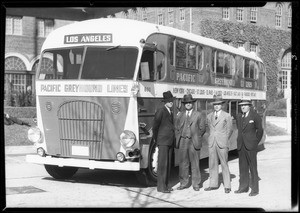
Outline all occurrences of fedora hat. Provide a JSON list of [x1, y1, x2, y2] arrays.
[[162, 91, 175, 102], [211, 94, 225, 105], [182, 94, 196, 103], [238, 99, 252, 105]]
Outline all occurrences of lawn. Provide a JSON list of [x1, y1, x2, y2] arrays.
[[4, 119, 288, 146]]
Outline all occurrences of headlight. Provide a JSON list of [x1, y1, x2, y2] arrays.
[[120, 130, 136, 148], [28, 127, 42, 143], [116, 152, 126, 162]]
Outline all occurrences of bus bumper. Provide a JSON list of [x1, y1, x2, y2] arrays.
[[26, 155, 140, 171]]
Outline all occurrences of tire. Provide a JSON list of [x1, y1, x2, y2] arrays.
[[44, 164, 78, 180], [135, 141, 158, 186]]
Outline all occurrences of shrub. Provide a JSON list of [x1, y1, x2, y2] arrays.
[[267, 98, 287, 110]]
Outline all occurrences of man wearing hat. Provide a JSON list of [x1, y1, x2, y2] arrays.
[[175, 94, 206, 191], [234, 99, 263, 196], [204, 94, 233, 194], [152, 91, 175, 193]]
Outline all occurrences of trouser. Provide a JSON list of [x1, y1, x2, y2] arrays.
[[157, 145, 173, 191], [238, 143, 259, 193], [208, 141, 231, 189], [178, 137, 201, 188]]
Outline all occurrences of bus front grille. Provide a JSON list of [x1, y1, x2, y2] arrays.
[[57, 100, 104, 159]]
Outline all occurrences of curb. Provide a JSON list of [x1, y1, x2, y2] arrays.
[[5, 134, 291, 155]]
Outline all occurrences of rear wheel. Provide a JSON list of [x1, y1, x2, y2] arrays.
[[44, 165, 78, 179], [135, 141, 158, 186]]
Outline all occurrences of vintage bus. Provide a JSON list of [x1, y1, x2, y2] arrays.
[[26, 18, 267, 185]]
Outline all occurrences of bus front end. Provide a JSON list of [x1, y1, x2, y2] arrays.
[[26, 43, 145, 179]]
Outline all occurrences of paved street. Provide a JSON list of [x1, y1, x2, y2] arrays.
[[4, 133, 295, 211]]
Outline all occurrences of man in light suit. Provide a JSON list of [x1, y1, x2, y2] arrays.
[[234, 99, 263, 196], [204, 95, 233, 193], [152, 91, 175, 193], [175, 94, 206, 191]]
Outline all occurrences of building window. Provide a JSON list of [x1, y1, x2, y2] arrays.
[[237, 42, 245, 49], [250, 7, 257, 23], [223, 40, 231, 45], [5, 56, 28, 92], [236, 7, 244, 22], [288, 5, 292, 28], [279, 51, 291, 90], [168, 8, 174, 24], [250, 43, 258, 54], [157, 9, 164, 25], [222, 8, 229, 20], [142, 9, 147, 21], [179, 8, 185, 22], [275, 3, 282, 27], [6, 16, 22, 35], [37, 19, 54, 37]]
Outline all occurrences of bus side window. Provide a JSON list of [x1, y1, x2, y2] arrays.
[[223, 101, 229, 113], [139, 50, 154, 81], [155, 51, 165, 80], [230, 101, 238, 120]]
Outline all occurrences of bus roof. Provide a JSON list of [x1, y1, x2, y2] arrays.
[[42, 18, 263, 63]]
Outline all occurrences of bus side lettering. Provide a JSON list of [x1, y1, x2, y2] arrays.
[[65, 84, 79, 92], [41, 84, 61, 92], [107, 85, 128, 93]]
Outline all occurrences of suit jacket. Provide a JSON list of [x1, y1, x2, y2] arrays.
[[175, 110, 206, 150], [152, 106, 175, 146], [207, 110, 233, 149], [236, 108, 264, 151]]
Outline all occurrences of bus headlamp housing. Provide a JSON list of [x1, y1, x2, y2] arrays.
[[116, 152, 126, 162], [28, 127, 43, 143], [120, 130, 136, 148]]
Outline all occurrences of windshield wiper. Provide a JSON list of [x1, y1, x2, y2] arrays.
[[106, 45, 120, 51]]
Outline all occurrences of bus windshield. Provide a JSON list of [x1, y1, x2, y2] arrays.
[[37, 47, 138, 80]]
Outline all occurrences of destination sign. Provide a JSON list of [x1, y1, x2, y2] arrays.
[[64, 33, 113, 44]]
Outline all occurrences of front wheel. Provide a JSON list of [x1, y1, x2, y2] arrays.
[[44, 165, 78, 179], [135, 141, 158, 186]]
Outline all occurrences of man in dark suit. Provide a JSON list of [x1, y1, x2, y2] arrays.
[[152, 91, 175, 193], [204, 95, 233, 194], [4, 113, 31, 126], [234, 99, 264, 197], [175, 94, 206, 191]]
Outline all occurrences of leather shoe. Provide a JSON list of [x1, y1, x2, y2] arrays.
[[168, 188, 174, 191], [204, 187, 218, 191], [158, 190, 171, 193], [225, 188, 231, 193], [249, 191, 259, 196], [177, 185, 188, 190], [234, 188, 249, 194], [193, 187, 200, 191]]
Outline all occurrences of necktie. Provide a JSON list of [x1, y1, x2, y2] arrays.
[[215, 112, 218, 120]]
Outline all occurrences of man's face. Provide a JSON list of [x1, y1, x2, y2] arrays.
[[241, 104, 250, 113], [213, 103, 222, 112], [165, 101, 173, 109], [184, 102, 193, 111]]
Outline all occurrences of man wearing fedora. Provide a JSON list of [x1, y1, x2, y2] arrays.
[[175, 94, 206, 191], [234, 99, 263, 197], [204, 94, 233, 194], [152, 90, 175, 193]]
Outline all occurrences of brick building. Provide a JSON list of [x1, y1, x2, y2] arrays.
[[4, 3, 292, 106]]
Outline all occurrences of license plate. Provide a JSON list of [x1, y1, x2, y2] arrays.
[[71, 145, 89, 156]]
